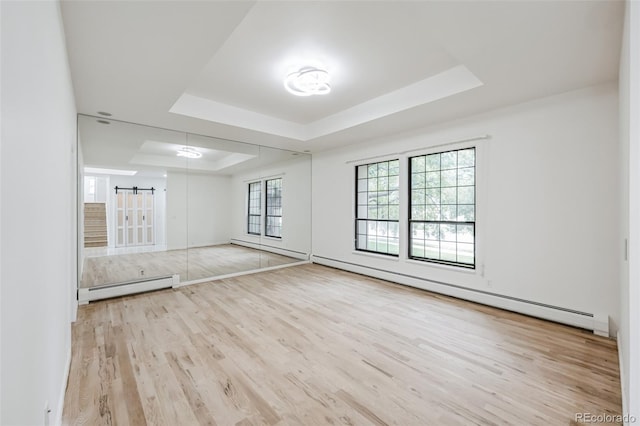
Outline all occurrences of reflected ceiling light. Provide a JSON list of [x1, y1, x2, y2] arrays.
[[176, 147, 202, 159], [284, 66, 331, 97]]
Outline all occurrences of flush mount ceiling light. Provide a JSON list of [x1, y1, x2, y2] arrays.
[[176, 147, 202, 159], [284, 66, 331, 97]]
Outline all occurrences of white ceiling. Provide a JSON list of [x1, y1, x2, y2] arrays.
[[78, 115, 303, 176], [61, 0, 624, 153]]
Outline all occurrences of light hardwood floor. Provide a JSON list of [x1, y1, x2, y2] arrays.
[[81, 244, 301, 288], [64, 264, 622, 425]]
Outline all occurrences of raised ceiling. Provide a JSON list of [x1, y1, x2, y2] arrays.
[[61, 0, 624, 152]]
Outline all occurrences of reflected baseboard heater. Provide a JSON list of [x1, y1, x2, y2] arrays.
[[78, 274, 180, 304]]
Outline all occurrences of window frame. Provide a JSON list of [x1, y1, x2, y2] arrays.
[[354, 158, 401, 257], [265, 177, 283, 238], [408, 147, 476, 269], [247, 181, 262, 236]]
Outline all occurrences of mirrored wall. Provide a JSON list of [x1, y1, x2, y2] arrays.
[[77, 114, 311, 300]]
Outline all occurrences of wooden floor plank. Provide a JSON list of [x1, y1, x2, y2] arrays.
[[63, 264, 622, 425]]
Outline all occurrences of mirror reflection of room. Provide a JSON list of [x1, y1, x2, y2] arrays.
[[78, 115, 311, 301]]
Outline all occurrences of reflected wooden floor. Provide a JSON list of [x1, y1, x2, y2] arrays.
[[81, 244, 301, 288], [64, 264, 622, 425]]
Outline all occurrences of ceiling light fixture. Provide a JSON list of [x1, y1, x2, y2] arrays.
[[176, 147, 202, 159], [284, 66, 331, 97]]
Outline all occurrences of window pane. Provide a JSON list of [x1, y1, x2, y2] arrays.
[[458, 149, 475, 167], [388, 222, 399, 237], [441, 151, 457, 169], [411, 189, 425, 205], [425, 240, 440, 259], [357, 220, 366, 234], [389, 190, 400, 204], [425, 154, 440, 172], [411, 240, 425, 258], [425, 205, 440, 221], [441, 242, 457, 261], [388, 205, 399, 220], [411, 173, 425, 189], [388, 239, 399, 255], [426, 171, 440, 188], [389, 160, 400, 175], [458, 167, 474, 186], [368, 206, 378, 219], [425, 223, 439, 240], [355, 160, 400, 256], [412, 206, 425, 220], [440, 224, 457, 242], [457, 224, 474, 243], [409, 147, 476, 268], [458, 186, 474, 204], [457, 243, 474, 264], [411, 156, 425, 173], [389, 175, 399, 189], [378, 206, 389, 219], [247, 182, 262, 235], [441, 205, 457, 220], [265, 178, 282, 238], [441, 169, 457, 187], [425, 189, 440, 205], [378, 176, 388, 191], [458, 205, 475, 221], [378, 162, 389, 176], [441, 187, 456, 204]]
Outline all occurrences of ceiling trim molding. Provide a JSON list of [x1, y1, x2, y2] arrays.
[[169, 65, 483, 142]]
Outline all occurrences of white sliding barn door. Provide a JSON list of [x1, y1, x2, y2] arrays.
[[115, 190, 155, 247]]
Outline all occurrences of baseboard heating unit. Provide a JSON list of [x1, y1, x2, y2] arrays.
[[78, 274, 179, 304], [311, 255, 610, 337]]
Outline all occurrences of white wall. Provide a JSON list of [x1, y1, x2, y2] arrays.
[[230, 156, 312, 258], [1, 2, 77, 425], [312, 83, 620, 335], [166, 172, 231, 250], [108, 175, 167, 247], [619, 0, 639, 421]]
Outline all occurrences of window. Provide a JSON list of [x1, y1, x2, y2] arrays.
[[247, 181, 261, 235], [409, 147, 475, 268], [355, 159, 400, 255], [265, 178, 282, 238]]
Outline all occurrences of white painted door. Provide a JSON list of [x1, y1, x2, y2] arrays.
[[115, 191, 155, 247]]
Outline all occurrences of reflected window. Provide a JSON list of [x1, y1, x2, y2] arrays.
[[355, 159, 400, 256], [247, 181, 261, 235], [409, 147, 475, 268], [265, 178, 282, 238]]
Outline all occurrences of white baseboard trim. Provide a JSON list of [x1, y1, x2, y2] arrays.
[[55, 344, 72, 426], [230, 238, 309, 261], [78, 275, 174, 304], [312, 255, 600, 333], [618, 331, 629, 425], [175, 260, 310, 288]]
